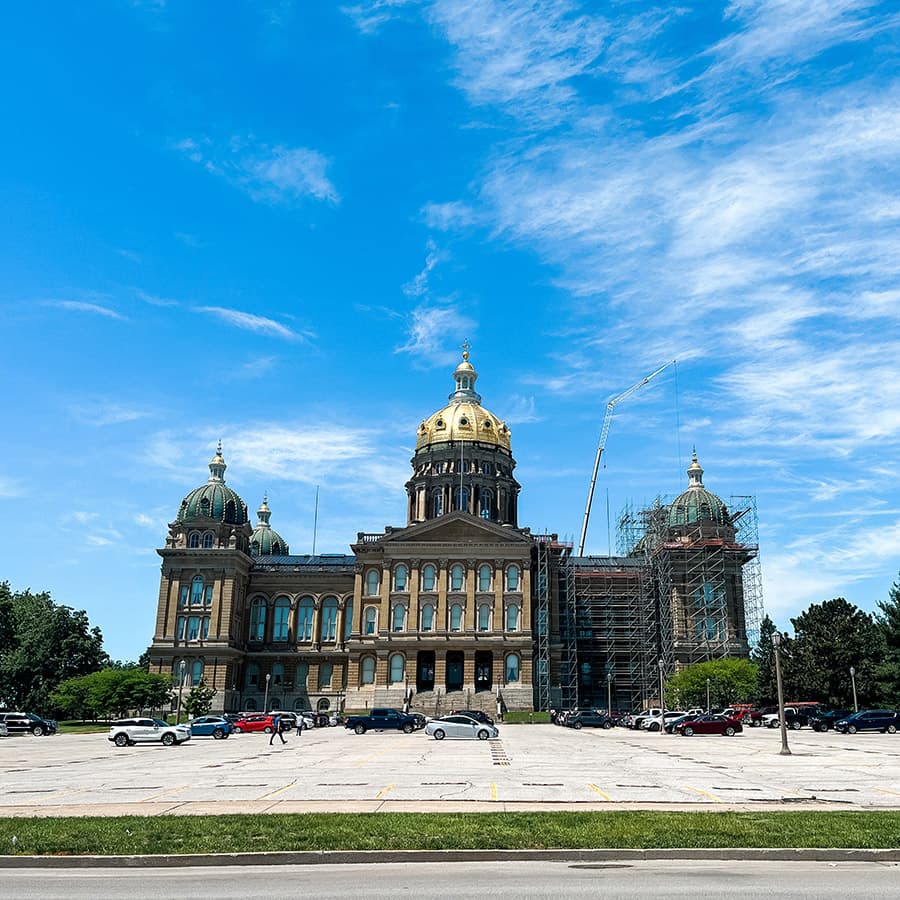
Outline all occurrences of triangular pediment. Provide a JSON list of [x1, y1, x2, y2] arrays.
[[381, 512, 532, 546]]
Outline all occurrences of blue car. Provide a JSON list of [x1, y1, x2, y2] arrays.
[[834, 710, 899, 734], [188, 716, 233, 739]]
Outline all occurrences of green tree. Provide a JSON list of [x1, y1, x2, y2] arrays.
[[786, 598, 885, 708], [50, 667, 172, 720], [664, 658, 760, 709], [182, 679, 216, 718], [751, 614, 779, 703], [0, 582, 108, 712], [874, 574, 900, 705]]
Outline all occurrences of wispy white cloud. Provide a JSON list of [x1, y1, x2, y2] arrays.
[[69, 401, 150, 427], [43, 300, 126, 320], [176, 135, 339, 204], [136, 289, 179, 308], [421, 200, 476, 231], [0, 476, 26, 498], [502, 394, 540, 424], [395, 304, 477, 365], [195, 307, 312, 342], [403, 239, 444, 297]]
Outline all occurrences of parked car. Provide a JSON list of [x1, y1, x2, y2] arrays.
[[189, 715, 233, 739], [664, 714, 694, 734], [108, 717, 191, 747], [232, 714, 276, 734], [674, 714, 743, 736], [565, 710, 616, 730], [642, 711, 688, 732], [630, 708, 662, 730], [450, 709, 494, 725], [0, 712, 56, 736], [0, 721, 7, 737], [809, 709, 852, 732], [763, 708, 811, 730], [344, 708, 420, 734], [834, 710, 899, 734], [425, 714, 498, 741]]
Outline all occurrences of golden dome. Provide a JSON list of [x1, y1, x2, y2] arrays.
[[415, 345, 511, 451]]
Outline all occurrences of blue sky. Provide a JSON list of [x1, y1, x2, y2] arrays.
[[2, 1, 900, 662]]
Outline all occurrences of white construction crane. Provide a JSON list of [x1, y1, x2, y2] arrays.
[[577, 360, 676, 557]]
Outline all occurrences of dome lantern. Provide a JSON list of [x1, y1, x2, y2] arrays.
[[448, 340, 482, 405], [175, 443, 249, 526], [668, 449, 729, 527], [250, 494, 289, 557]]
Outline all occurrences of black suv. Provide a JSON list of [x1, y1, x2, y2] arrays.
[[449, 709, 494, 725], [565, 710, 615, 730], [809, 709, 852, 732], [0, 712, 56, 736]]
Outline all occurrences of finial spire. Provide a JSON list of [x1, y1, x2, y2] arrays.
[[257, 494, 271, 527], [687, 447, 704, 488], [461, 338, 470, 361], [449, 341, 481, 404], [208, 441, 227, 483]]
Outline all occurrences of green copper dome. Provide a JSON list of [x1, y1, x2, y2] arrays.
[[250, 495, 289, 557], [176, 443, 249, 526], [668, 450, 729, 527]]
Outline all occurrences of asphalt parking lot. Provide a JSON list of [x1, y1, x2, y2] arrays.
[[2, 724, 899, 816]]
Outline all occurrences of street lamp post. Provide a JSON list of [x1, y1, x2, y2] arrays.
[[658, 659, 665, 736], [607, 671, 613, 716], [772, 633, 791, 756], [263, 673, 271, 714], [850, 666, 859, 713], [706, 677, 711, 714], [175, 660, 186, 724]]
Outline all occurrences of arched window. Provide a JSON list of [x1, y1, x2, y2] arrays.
[[480, 490, 493, 520], [394, 564, 408, 592], [389, 653, 405, 683], [202, 532, 214, 549], [189, 532, 201, 548], [478, 565, 491, 592], [481, 461, 492, 475], [244, 697, 257, 711], [245, 663, 259, 689], [391, 604, 405, 632], [297, 597, 314, 641], [364, 606, 377, 635], [361, 656, 376, 685], [249, 598, 267, 641], [344, 599, 353, 639], [506, 565, 520, 591], [191, 576, 204, 605], [421, 604, 434, 632], [506, 604, 519, 632], [450, 564, 464, 591], [320, 598, 338, 641], [454, 486, 469, 512], [273, 597, 291, 642], [478, 604, 491, 632], [296, 661, 309, 688], [318, 662, 333, 689], [505, 653, 520, 683], [432, 489, 443, 516], [272, 662, 285, 686], [200, 617, 210, 640], [365, 569, 380, 596], [422, 564, 436, 592], [449, 603, 463, 632]]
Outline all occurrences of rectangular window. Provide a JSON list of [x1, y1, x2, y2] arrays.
[[318, 662, 333, 689], [176, 616, 185, 640], [204, 585, 213, 606], [187, 617, 200, 640], [201, 617, 210, 640], [179, 586, 188, 607], [421, 605, 434, 632]]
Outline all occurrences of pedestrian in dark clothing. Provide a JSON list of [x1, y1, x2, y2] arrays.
[[269, 714, 286, 745]]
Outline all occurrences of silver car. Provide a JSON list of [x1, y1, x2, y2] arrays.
[[108, 717, 191, 747], [425, 714, 499, 741]]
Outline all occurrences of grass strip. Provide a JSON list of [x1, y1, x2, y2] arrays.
[[1, 812, 898, 856]]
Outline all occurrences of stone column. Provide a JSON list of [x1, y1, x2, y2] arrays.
[[408, 560, 420, 635], [434, 650, 447, 687], [311, 601, 322, 650], [463, 652, 475, 689], [379, 561, 391, 634], [464, 560, 476, 631], [493, 559, 504, 632], [437, 558, 448, 631]]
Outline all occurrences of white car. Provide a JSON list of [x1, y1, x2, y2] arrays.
[[108, 717, 191, 747], [425, 714, 498, 741], [641, 711, 688, 731]]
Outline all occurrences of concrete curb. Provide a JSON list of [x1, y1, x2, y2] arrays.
[[2, 847, 900, 868]]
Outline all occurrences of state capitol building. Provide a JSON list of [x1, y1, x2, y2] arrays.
[[147, 350, 762, 716]]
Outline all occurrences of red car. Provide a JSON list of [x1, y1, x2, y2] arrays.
[[232, 714, 275, 734], [674, 714, 742, 737]]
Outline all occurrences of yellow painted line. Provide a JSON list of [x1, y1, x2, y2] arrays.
[[257, 781, 298, 801], [353, 749, 393, 768], [490, 783, 497, 801], [874, 787, 900, 798], [45, 788, 88, 801], [684, 785, 723, 803], [587, 783, 612, 801], [375, 783, 395, 799], [141, 785, 189, 802]]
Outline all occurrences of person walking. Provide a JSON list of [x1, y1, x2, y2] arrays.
[[269, 713, 287, 746], [296, 714, 304, 737]]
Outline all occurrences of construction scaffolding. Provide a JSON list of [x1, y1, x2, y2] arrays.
[[533, 535, 552, 712], [558, 546, 579, 712]]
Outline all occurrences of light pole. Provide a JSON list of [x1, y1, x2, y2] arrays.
[[772, 633, 791, 756], [706, 677, 711, 714], [607, 671, 613, 716], [175, 660, 186, 724], [850, 666, 858, 713], [263, 673, 271, 714], [658, 659, 665, 736]]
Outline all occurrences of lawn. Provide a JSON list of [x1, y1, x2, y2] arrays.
[[1, 811, 897, 856]]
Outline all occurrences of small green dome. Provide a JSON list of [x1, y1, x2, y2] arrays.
[[668, 450, 729, 527], [250, 495, 289, 557], [176, 443, 249, 526]]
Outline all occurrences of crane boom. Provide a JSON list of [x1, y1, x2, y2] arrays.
[[577, 360, 675, 557]]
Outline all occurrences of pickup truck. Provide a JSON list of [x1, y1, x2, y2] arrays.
[[344, 708, 420, 734]]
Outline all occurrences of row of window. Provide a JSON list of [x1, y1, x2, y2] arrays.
[[179, 575, 213, 608], [249, 597, 352, 642], [173, 658, 205, 686], [187, 531, 216, 549], [365, 602, 520, 634], [244, 661, 334, 690], [175, 616, 210, 642], [366, 563, 521, 595], [361, 652, 520, 685]]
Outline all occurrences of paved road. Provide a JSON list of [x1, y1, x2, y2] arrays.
[[2, 860, 899, 899], [2, 724, 900, 815]]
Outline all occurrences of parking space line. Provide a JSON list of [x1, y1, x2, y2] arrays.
[[490, 783, 497, 801], [873, 787, 900, 797], [587, 783, 612, 801], [142, 786, 189, 802], [258, 781, 297, 801], [375, 783, 395, 799], [45, 788, 88, 801], [684, 785, 723, 802], [353, 750, 393, 768]]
